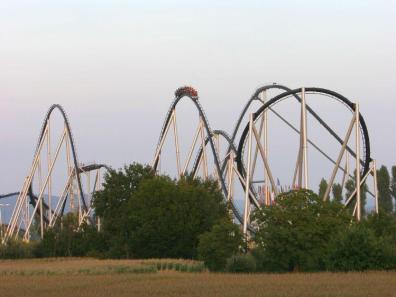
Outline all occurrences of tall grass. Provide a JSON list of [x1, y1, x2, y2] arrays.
[[0, 258, 206, 276], [0, 258, 395, 297]]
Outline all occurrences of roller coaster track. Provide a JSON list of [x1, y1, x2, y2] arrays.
[[2, 84, 377, 241], [154, 85, 376, 234], [2, 105, 109, 243], [236, 87, 371, 180], [231, 84, 369, 170], [152, 88, 250, 227], [153, 88, 265, 231]]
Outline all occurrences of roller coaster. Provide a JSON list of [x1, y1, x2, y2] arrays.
[[152, 84, 379, 234], [1, 105, 109, 243], [1, 83, 379, 243]]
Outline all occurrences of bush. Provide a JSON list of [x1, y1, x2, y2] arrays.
[[250, 248, 268, 272], [0, 240, 38, 259], [253, 189, 350, 272], [226, 254, 256, 273], [198, 219, 243, 271], [123, 174, 229, 259], [326, 224, 396, 271], [364, 212, 396, 244]]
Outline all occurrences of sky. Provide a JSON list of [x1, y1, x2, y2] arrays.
[[1, 0, 396, 198]]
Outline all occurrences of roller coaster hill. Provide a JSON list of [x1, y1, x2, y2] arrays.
[[0, 83, 379, 243]]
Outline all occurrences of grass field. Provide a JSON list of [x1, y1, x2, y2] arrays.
[[0, 258, 395, 297]]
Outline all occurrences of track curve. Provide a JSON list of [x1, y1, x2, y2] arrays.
[[153, 90, 251, 228], [231, 83, 293, 143], [32, 104, 89, 213], [236, 87, 371, 183]]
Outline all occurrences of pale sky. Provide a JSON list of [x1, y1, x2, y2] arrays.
[[1, 0, 396, 196]]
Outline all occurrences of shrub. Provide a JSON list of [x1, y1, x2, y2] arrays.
[[253, 189, 350, 272], [326, 224, 396, 271], [250, 248, 268, 272], [127, 175, 229, 259], [226, 254, 256, 273], [0, 240, 38, 259], [197, 219, 243, 271]]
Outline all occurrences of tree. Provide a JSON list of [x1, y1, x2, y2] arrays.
[[225, 254, 257, 273], [253, 189, 349, 272], [38, 213, 103, 257], [377, 166, 393, 213], [345, 171, 367, 216], [332, 183, 343, 203], [126, 176, 229, 259], [197, 219, 243, 271], [93, 163, 155, 258], [391, 166, 396, 213], [318, 178, 328, 200], [326, 224, 396, 271], [364, 212, 396, 245]]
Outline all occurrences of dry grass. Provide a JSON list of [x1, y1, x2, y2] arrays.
[[0, 258, 395, 297]]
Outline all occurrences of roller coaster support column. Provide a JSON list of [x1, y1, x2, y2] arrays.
[[226, 151, 235, 203], [260, 91, 270, 205], [47, 119, 52, 225], [323, 113, 356, 201], [341, 152, 349, 194], [355, 103, 361, 221], [199, 118, 209, 179], [0, 204, 10, 242], [243, 114, 254, 235], [372, 159, 379, 214], [300, 88, 309, 189], [4, 125, 49, 242], [172, 110, 182, 177], [23, 127, 67, 241]]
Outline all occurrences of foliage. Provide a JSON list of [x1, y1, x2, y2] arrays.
[[317, 178, 343, 202], [318, 178, 328, 200], [332, 183, 343, 203], [377, 165, 393, 213], [0, 240, 38, 259], [37, 213, 104, 258], [345, 173, 367, 216], [326, 223, 396, 271], [3, 161, 396, 274], [391, 166, 396, 212], [252, 189, 350, 272], [364, 212, 396, 245], [93, 163, 155, 258], [126, 175, 228, 259], [197, 219, 243, 271], [225, 253, 256, 273]]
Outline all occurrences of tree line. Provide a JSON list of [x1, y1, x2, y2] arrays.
[[1, 162, 396, 273], [318, 164, 396, 214]]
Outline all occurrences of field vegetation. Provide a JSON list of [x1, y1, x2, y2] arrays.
[[0, 258, 396, 297]]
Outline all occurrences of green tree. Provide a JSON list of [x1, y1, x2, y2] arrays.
[[225, 253, 257, 273], [93, 163, 155, 258], [197, 219, 243, 271], [364, 212, 396, 245], [345, 172, 367, 216], [377, 166, 392, 213], [318, 178, 328, 200], [38, 213, 103, 257], [253, 189, 349, 272], [326, 224, 396, 271], [332, 183, 343, 203], [391, 166, 396, 213], [127, 175, 228, 259]]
